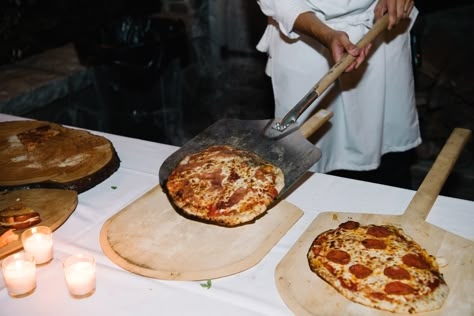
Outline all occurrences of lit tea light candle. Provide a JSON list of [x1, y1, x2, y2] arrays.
[[63, 254, 96, 298], [21, 226, 53, 265], [1, 252, 36, 297]]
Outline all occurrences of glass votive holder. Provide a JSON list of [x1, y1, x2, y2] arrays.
[[1, 252, 37, 298], [21, 226, 54, 265], [63, 254, 96, 298]]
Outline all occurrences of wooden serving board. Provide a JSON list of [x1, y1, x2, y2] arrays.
[[275, 128, 473, 315], [0, 189, 78, 259], [0, 120, 120, 193], [100, 184, 303, 280]]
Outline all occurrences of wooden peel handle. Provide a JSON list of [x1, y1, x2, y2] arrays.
[[404, 128, 472, 221], [274, 15, 388, 134], [299, 109, 334, 138], [314, 15, 389, 96]]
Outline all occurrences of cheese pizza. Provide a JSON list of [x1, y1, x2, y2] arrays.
[[307, 221, 449, 314], [165, 145, 285, 227]]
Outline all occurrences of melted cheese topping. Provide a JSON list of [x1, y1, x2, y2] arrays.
[[307, 222, 449, 314], [166, 145, 284, 226]]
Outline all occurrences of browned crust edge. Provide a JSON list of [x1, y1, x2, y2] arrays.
[[161, 181, 281, 228]]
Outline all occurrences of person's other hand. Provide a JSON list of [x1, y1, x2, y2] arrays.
[[323, 29, 372, 72], [374, 0, 414, 30]]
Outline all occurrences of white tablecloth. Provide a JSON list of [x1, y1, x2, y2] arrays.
[[1, 114, 473, 316]]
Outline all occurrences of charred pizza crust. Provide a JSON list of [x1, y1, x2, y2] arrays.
[[307, 221, 449, 314], [165, 145, 285, 227]]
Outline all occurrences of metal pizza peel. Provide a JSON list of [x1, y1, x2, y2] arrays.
[[159, 109, 333, 199]]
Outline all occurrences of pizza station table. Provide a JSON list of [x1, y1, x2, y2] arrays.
[[0, 113, 473, 316]]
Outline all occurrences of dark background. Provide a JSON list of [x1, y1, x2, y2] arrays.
[[0, 0, 163, 66], [1, 0, 472, 66], [0, 0, 472, 200]]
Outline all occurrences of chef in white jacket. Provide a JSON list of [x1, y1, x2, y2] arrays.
[[256, 0, 421, 187]]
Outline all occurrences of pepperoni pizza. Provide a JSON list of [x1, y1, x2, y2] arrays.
[[165, 145, 285, 227], [307, 221, 449, 313]]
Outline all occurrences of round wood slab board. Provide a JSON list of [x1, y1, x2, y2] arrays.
[[0, 189, 78, 259], [0, 120, 120, 193], [100, 184, 303, 280]]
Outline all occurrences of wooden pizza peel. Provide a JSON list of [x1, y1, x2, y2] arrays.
[[275, 128, 473, 315], [0, 189, 78, 259], [100, 184, 303, 280], [98, 107, 333, 281], [99, 109, 332, 280], [99, 97, 338, 280]]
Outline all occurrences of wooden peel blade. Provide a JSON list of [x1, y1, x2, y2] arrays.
[[275, 127, 473, 316]]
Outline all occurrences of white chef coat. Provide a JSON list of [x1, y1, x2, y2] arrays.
[[257, 0, 422, 173]]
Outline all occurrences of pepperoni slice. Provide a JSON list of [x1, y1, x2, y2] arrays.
[[327, 249, 351, 265], [215, 187, 247, 210], [367, 225, 392, 238], [255, 168, 266, 181], [384, 281, 415, 295], [268, 186, 279, 199], [338, 277, 358, 291], [339, 221, 360, 230], [311, 245, 322, 256], [324, 262, 336, 276], [402, 253, 430, 269], [384, 266, 411, 280], [370, 292, 386, 300], [228, 170, 240, 182], [313, 235, 327, 246], [349, 264, 372, 279], [362, 238, 386, 249]]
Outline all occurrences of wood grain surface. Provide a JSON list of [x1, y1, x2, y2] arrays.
[[100, 185, 303, 280], [0, 189, 78, 259], [0, 120, 120, 193]]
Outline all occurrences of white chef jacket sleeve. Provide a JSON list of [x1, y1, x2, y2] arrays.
[[257, 0, 312, 38]]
